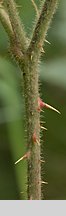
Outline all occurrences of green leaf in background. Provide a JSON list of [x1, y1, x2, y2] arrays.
[[40, 58, 66, 89], [0, 57, 27, 199]]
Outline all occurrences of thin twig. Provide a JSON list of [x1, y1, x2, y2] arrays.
[[27, 0, 58, 60]]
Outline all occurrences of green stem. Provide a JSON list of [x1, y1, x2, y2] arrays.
[[4, 0, 28, 52], [28, 0, 58, 60], [22, 0, 59, 200], [0, 0, 59, 200]]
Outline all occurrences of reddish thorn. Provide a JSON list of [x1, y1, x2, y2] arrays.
[[38, 97, 61, 114], [40, 125, 47, 131], [32, 132, 40, 145], [40, 159, 45, 163], [38, 97, 45, 111], [41, 181, 48, 185], [44, 103, 61, 114]]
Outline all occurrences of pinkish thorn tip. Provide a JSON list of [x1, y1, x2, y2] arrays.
[[38, 97, 45, 111], [32, 132, 37, 143], [40, 126, 47, 131], [38, 97, 61, 114]]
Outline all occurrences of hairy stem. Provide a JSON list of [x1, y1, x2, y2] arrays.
[[4, 0, 28, 52], [0, 0, 59, 200]]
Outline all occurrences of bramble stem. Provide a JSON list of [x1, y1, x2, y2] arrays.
[[22, 55, 41, 199], [28, 0, 58, 61], [4, 0, 28, 52], [0, 0, 59, 200]]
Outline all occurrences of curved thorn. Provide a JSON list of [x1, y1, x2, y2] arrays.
[[40, 126, 47, 131], [45, 103, 61, 114], [15, 151, 30, 165], [41, 181, 48, 185], [40, 159, 45, 163]]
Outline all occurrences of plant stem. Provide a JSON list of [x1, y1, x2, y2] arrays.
[[23, 55, 41, 200], [0, 0, 59, 200], [22, 0, 59, 200], [4, 0, 28, 52]]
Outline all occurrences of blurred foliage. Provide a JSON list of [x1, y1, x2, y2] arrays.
[[0, 0, 66, 200]]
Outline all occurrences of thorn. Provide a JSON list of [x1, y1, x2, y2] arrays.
[[31, 55, 33, 61], [40, 126, 47, 131], [20, 191, 24, 194], [38, 97, 61, 114], [0, 2, 3, 7], [45, 39, 51, 45], [38, 42, 45, 53], [45, 103, 61, 114], [15, 151, 30, 165], [16, 4, 22, 8], [41, 181, 48, 185], [32, 132, 40, 146], [41, 109, 44, 113], [40, 159, 45, 163]]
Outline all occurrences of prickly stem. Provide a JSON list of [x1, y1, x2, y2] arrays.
[[0, 0, 59, 200]]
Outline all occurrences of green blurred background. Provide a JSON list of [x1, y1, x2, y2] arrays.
[[0, 0, 66, 200]]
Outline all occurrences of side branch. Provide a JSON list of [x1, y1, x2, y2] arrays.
[[0, 4, 24, 66], [0, 4, 13, 38], [27, 0, 58, 59], [4, 0, 28, 52]]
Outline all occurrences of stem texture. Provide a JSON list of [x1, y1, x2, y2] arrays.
[[23, 55, 41, 199], [0, 0, 59, 200]]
